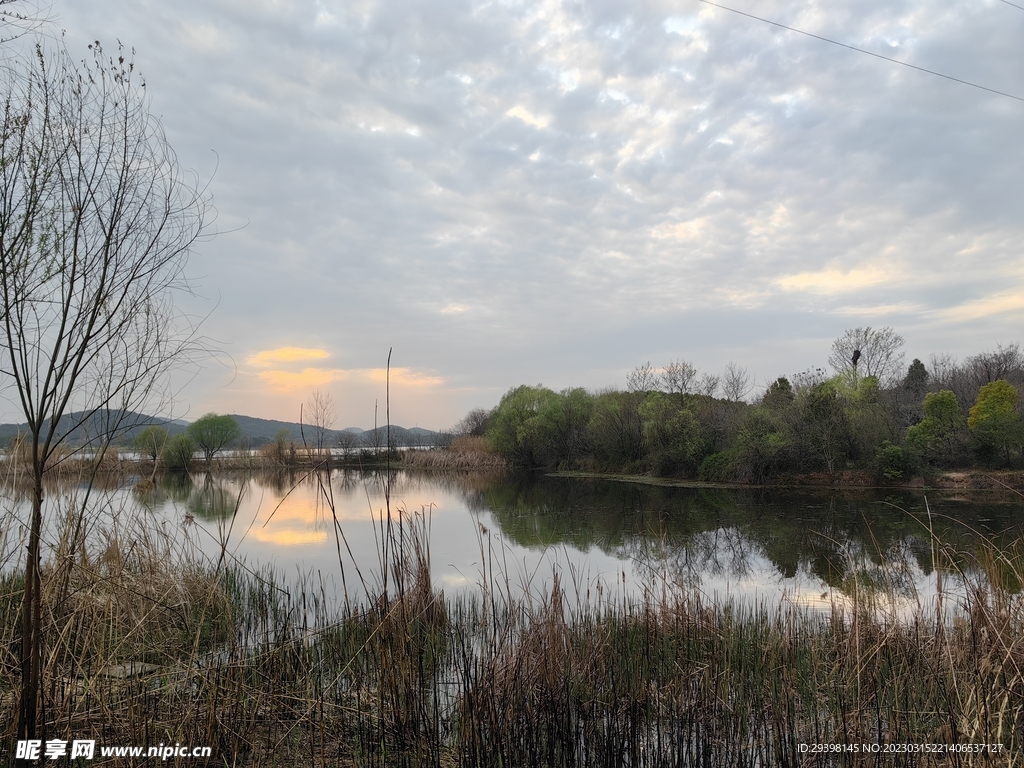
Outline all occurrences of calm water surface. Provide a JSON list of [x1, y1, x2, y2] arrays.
[[4, 469, 1023, 611]]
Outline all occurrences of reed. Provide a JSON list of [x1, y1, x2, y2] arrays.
[[403, 437, 507, 471], [0, 486, 1021, 766]]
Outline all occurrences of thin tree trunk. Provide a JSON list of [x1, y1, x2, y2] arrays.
[[17, 473, 44, 744]]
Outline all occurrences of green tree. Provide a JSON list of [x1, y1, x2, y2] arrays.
[[761, 377, 795, 411], [796, 381, 851, 475], [733, 406, 792, 482], [903, 358, 929, 396], [134, 426, 169, 463], [639, 393, 701, 476], [161, 434, 196, 471], [968, 380, 1022, 467], [897, 358, 930, 427], [875, 441, 914, 481], [530, 387, 594, 467], [187, 414, 241, 466], [906, 390, 966, 466], [844, 375, 895, 463], [487, 385, 561, 466], [588, 391, 646, 470]]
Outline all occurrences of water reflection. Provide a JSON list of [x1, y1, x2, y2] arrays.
[[469, 474, 1024, 601], [9, 469, 1024, 607]]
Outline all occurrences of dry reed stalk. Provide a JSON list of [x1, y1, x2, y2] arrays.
[[403, 437, 507, 471], [1, 481, 1022, 766]]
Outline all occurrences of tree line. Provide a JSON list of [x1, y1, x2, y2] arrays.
[[461, 329, 1024, 480]]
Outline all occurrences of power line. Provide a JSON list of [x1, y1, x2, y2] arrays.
[[694, 0, 1024, 103], [995, 0, 1024, 12]]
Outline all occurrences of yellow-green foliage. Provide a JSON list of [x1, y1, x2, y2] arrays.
[[968, 380, 1022, 466]]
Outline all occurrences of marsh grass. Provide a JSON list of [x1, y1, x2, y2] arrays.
[[0, 471, 1022, 766], [402, 437, 508, 471]]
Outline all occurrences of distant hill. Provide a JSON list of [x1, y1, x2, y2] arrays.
[[0, 410, 441, 449], [224, 415, 439, 447], [226, 414, 315, 445], [0, 410, 188, 448], [353, 425, 441, 448]]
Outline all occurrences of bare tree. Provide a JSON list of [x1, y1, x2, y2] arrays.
[[454, 407, 491, 437], [829, 327, 905, 386], [626, 361, 659, 392], [928, 353, 958, 390], [661, 358, 698, 395], [721, 361, 754, 402], [0, 42, 209, 741], [697, 373, 720, 398], [304, 388, 337, 458], [937, 343, 1024, 410], [792, 366, 829, 393], [336, 428, 360, 457], [963, 343, 1024, 388]]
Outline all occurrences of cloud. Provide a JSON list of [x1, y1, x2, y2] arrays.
[[506, 105, 549, 129], [255, 365, 446, 394], [364, 367, 447, 388], [248, 347, 331, 367], [258, 367, 344, 392], [939, 291, 1024, 323], [651, 217, 707, 241], [775, 266, 903, 295], [45, 0, 1024, 428]]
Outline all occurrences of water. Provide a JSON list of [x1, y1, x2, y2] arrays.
[[4, 469, 1023, 611]]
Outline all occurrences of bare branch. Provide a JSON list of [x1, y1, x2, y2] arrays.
[[0, 40, 211, 740], [721, 361, 753, 402], [662, 358, 698, 395], [626, 361, 658, 393], [828, 326, 905, 387]]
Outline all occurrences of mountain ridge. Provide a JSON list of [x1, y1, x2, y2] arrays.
[[0, 410, 442, 448]]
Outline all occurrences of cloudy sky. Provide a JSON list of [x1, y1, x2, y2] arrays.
[[30, 0, 1024, 428]]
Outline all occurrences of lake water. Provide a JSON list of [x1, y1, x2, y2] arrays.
[[3, 469, 1023, 612]]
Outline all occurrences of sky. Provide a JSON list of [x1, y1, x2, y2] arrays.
[[15, 0, 1024, 429]]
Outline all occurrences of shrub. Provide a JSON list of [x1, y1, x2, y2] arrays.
[[875, 441, 914, 481], [162, 434, 196, 471], [134, 425, 168, 462], [699, 450, 736, 482], [906, 390, 967, 467]]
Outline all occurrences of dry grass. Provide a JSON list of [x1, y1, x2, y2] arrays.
[[402, 437, 507, 471], [1, 481, 1022, 766]]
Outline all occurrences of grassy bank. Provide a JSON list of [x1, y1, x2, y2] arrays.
[[1, 495, 1022, 767]]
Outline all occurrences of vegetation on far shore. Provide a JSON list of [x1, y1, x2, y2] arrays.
[[462, 332, 1024, 486]]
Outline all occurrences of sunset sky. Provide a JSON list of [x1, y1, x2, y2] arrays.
[[29, 0, 1024, 429]]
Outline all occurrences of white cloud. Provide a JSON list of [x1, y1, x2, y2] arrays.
[[40, 0, 1024, 427], [506, 105, 549, 128]]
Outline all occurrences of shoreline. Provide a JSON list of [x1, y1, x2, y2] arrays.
[[546, 467, 1024, 494]]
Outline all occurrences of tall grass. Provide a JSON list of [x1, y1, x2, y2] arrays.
[[1, 474, 1022, 766], [403, 437, 507, 471]]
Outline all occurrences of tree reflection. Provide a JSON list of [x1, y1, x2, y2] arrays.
[[187, 474, 243, 521], [473, 474, 1024, 597]]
